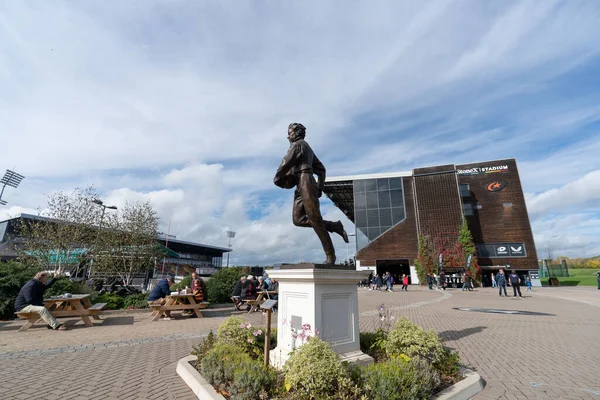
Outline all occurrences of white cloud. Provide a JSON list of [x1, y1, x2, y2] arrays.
[[2, 1, 600, 263]]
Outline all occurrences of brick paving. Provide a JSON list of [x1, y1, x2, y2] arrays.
[[0, 287, 598, 399]]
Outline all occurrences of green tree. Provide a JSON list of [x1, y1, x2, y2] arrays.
[[457, 217, 480, 282], [0, 261, 42, 319], [414, 234, 435, 285]]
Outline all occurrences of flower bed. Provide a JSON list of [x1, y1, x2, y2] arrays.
[[186, 305, 472, 400]]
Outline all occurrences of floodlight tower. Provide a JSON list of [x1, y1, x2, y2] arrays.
[[0, 169, 25, 206], [226, 230, 236, 267]]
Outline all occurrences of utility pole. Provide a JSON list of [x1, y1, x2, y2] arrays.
[[226, 231, 236, 267]]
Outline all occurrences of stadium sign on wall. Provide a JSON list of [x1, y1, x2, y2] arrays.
[[486, 181, 506, 192], [457, 165, 509, 176], [475, 242, 527, 258]]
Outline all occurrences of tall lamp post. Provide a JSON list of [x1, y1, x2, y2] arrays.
[[0, 169, 25, 206], [226, 231, 236, 267], [89, 199, 118, 277]]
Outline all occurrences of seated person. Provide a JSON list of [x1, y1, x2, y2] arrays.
[[148, 276, 175, 319], [193, 277, 206, 302], [241, 275, 255, 300], [14, 271, 67, 331], [268, 279, 279, 301], [257, 276, 269, 291]]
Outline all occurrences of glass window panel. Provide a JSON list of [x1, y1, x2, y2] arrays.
[[380, 226, 392, 235], [353, 180, 365, 193], [356, 230, 370, 251], [390, 189, 404, 207], [355, 210, 367, 228], [463, 203, 474, 216], [377, 178, 389, 191], [366, 191, 379, 209], [389, 178, 403, 189], [356, 225, 369, 238], [377, 190, 391, 208], [392, 207, 405, 224], [367, 227, 381, 240], [364, 179, 377, 192], [367, 209, 379, 227], [354, 192, 366, 210], [379, 208, 392, 226], [460, 184, 470, 197]]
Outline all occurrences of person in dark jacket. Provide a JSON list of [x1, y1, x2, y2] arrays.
[[439, 271, 446, 290], [496, 269, 508, 297], [232, 276, 246, 298], [241, 275, 255, 300], [148, 276, 175, 318], [14, 271, 67, 331]]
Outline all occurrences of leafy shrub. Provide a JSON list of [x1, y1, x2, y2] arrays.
[[45, 276, 91, 298], [284, 337, 352, 399], [359, 330, 387, 362], [172, 276, 192, 291], [229, 359, 279, 400], [206, 267, 244, 303], [385, 317, 445, 364], [192, 331, 216, 365], [433, 347, 461, 379], [200, 343, 252, 388], [122, 293, 149, 309], [362, 355, 441, 400], [94, 293, 124, 310], [216, 316, 266, 358], [0, 262, 41, 319]]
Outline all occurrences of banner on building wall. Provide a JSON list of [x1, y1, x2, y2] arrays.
[[457, 165, 509, 176], [438, 252, 443, 271], [466, 253, 472, 268], [475, 243, 527, 258]]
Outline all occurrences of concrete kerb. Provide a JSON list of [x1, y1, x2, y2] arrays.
[[177, 357, 485, 400], [432, 368, 486, 400], [176, 355, 225, 400]]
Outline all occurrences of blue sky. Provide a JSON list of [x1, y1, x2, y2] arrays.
[[1, 1, 600, 264]]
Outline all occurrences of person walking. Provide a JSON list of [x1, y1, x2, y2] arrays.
[[376, 274, 382, 291], [461, 273, 467, 291], [597, 272, 600, 290], [496, 269, 508, 297], [402, 274, 409, 291], [465, 275, 473, 291], [387, 273, 394, 292], [526, 276, 533, 292], [427, 273, 433, 290], [439, 271, 446, 290], [491, 272, 496, 288]]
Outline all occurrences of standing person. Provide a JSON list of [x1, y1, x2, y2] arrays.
[[491, 273, 496, 288], [509, 270, 522, 297], [367, 272, 373, 289], [433, 273, 438, 289], [14, 271, 68, 331], [496, 269, 508, 297], [385, 272, 393, 292], [465, 275, 473, 291], [388, 274, 394, 292], [439, 270, 446, 290], [461, 273, 467, 291], [402, 274, 409, 291], [427, 273, 433, 290], [376, 274, 383, 291], [597, 272, 600, 290]]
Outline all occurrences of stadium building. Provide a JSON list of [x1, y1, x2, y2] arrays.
[[323, 158, 538, 284]]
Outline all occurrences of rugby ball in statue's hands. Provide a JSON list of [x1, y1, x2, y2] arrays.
[[274, 173, 297, 189]]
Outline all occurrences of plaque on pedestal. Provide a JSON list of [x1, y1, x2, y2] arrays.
[[268, 264, 373, 368]]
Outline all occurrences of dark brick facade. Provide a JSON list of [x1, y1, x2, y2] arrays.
[[457, 159, 538, 270], [346, 159, 537, 271]]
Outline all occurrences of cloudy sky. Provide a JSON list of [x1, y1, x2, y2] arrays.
[[1, 1, 599, 265]]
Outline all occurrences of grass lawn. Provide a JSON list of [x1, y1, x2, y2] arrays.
[[546, 268, 600, 286]]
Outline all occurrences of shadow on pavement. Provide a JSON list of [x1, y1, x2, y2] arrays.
[[100, 316, 135, 326], [439, 326, 487, 341]]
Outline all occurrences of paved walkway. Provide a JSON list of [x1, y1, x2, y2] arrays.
[[1, 287, 598, 399]]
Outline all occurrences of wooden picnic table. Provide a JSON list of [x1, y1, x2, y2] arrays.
[[150, 293, 208, 321], [16, 294, 106, 332], [247, 291, 277, 313]]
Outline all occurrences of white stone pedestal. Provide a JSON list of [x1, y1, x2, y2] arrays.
[[268, 264, 374, 368]]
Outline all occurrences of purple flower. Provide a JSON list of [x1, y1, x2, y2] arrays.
[[302, 323, 312, 331], [245, 322, 252, 329], [247, 338, 254, 343], [239, 323, 246, 328], [314, 329, 319, 336], [378, 304, 384, 312], [253, 329, 263, 337]]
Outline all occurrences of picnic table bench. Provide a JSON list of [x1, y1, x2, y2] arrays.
[[15, 294, 107, 332], [150, 293, 209, 321]]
